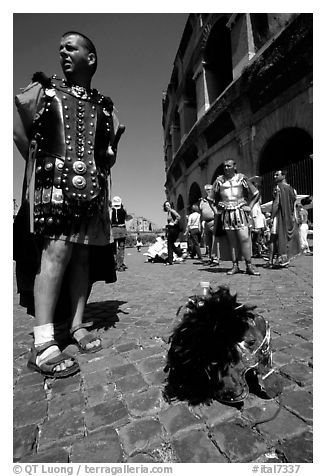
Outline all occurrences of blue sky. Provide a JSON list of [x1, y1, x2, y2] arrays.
[[13, 13, 188, 227]]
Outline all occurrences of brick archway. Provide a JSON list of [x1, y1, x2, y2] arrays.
[[259, 127, 313, 202]]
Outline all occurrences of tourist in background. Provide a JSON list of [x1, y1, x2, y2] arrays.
[[185, 204, 202, 261], [264, 169, 300, 268], [199, 184, 219, 265], [163, 201, 184, 266], [111, 196, 128, 271], [296, 203, 312, 255]]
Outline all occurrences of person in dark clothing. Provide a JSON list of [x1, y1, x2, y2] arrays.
[[111, 196, 128, 271], [264, 170, 300, 268], [163, 201, 184, 266]]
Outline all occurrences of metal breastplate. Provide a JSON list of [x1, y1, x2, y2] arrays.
[[219, 176, 244, 202]]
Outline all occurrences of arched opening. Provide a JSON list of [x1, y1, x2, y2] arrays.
[[203, 17, 233, 104], [188, 182, 202, 211], [259, 127, 313, 203], [177, 194, 185, 212], [176, 194, 186, 232], [211, 162, 225, 184]]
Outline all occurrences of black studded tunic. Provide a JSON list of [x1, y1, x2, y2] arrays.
[[15, 74, 119, 246]]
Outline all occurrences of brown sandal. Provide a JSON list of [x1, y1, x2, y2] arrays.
[[27, 340, 80, 378], [70, 322, 102, 354]]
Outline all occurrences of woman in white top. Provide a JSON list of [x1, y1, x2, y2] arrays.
[[186, 204, 202, 260]]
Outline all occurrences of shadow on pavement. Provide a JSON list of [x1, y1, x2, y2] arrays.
[[84, 300, 128, 331]]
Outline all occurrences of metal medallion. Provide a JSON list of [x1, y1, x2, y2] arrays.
[[72, 175, 87, 190], [73, 161, 87, 175]]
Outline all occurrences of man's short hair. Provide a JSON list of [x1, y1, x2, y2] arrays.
[[62, 31, 98, 74], [275, 169, 287, 177]]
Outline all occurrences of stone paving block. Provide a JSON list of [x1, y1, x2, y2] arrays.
[[18, 371, 45, 387], [39, 410, 85, 449], [19, 446, 70, 462], [294, 328, 312, 341], [115, 341, 140, 353], [255, 407, 308, 440], [110, 363, 139, 379], [118, 418, 164, 454], [103, 353, 130, 369], [115, 373, 148, 393], [252, 451, 283, 463], [83, 370, 108, 388], [273, 351, 293, 367], [211, 420, 268, 462], [172, 429, 228, 462], [125, 388, 163, 417], [242, 400, 280, 426], [14, 384, 46, 405], [282, 345, 313, 363], [276, 334, 307, 347], [84, 398, 129, 431], [135, 354, 166, 374], [127, 453, 157, 463], [49, 374, 81, 395], [13, 424, 38, 461], [80, 355, 111, 373], [143, 369, 167, 386], [86, 383, 116, 407], [13, 400, 48, 428], [159, 403, 203, 435], [281, 389, 313, 423], [300, 341, 313, 353], [71, 427, 123, 462], [48, 391, 85, 417], [126, 345, 164, 362], [279, 362, 313, 386], [276, 430, 313, 462], [191, 400, 239, 426]]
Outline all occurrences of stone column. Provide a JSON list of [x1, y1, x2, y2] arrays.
[[178, 97, 197, 142], [170, 124, 181, 157], [227, 13, 255, 80], [193, 62, 210, 120]]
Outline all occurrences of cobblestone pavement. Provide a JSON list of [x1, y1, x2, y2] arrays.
[[13, 248, 313, 463]]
